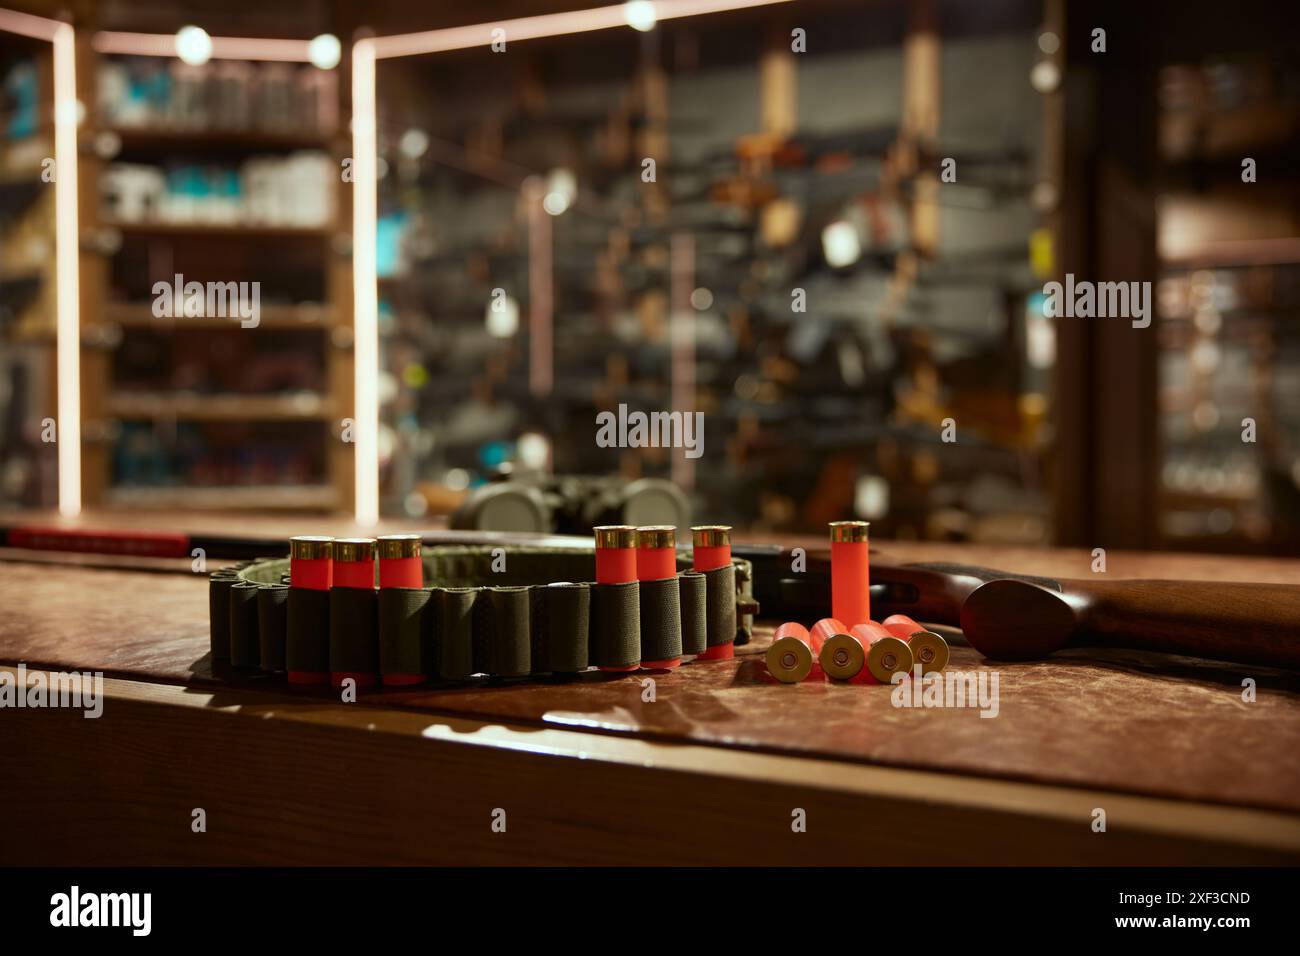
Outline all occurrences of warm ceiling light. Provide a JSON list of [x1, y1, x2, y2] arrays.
[[175, 25, 212, 65], [308, 33, 341, 69], [624, 1, 658, 31]]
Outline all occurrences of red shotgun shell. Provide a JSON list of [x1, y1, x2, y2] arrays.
[[690, 524, 732, 572], [289, 535, 333, 590], [377, 533, 423, 588], [692, 525, 735, 661], [637, 525, 680, 669], [594, 525, 639, 585], [332, 537, 377, 589], [766, 621, 819, 683], [849, 621, 914, 685], [814, 617, 860, 680], [331, 537, 377, 690], [379, 534, 425, 686], [636, 525, 678, 581], [288, 536, 332, 686], [829, 520, 871, 627], [882, 613, 950, 675], [594, 526, 640, 672]]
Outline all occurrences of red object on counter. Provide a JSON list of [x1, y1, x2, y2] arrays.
[[332, 537, 376, 590], [377, 534, 423, 589], [881, 613, 951, 675], [288, 536, 332, 685], [815, 617, 864, 681], [692, 525, 734, 661], [331, 538, 377, 690], [849, 621, 914, 685], [829, 521, 871, 627], [637, 525, 680, 669], [766, 621, 818, 683], [594, 526, 641, 672], [636, 525, 678, 582], [690, 524, 732, 573], [3, 526, 191, 558], [379, 534, 426, 686], [594, 525, 639, 586]]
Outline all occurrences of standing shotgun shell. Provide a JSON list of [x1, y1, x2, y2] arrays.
[[378, 534, 425, 686], [288, 536, 333, 685], [637, 525, 680, 669], [333, 537, 377, 589], [850, 622, 914, 685], [594, 525, 639, 584], [882, 613, 950, 675], [690, 525, 732, 573], [766, 621, 821, 683], [829, 521, 871, 627], [691, 525, 735, 661], [331, 537, 377, 690], [637, 525, 678, 581], [290, 535, 333, 590], [377, 534, 423, 589], [594, 525, 640, 672]]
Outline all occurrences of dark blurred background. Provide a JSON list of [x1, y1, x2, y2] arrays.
[[2, 0, 1298, 554]]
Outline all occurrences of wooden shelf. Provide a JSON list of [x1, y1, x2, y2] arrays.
[[1162, 236, 1300, 268], [106, 126, 335, 153], [78, 42, 353, 513], [106, 392, 330, 422], [103, 484, 338, 511], [104, 302, 332, 330], [104, 219, 333, 239]]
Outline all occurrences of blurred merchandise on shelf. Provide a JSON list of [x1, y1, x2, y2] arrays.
[[1155, 53, 1300, 553], [107, 419, 331, 511], [97, 56, 337, 134], [3, 58, 38, 140], [374, 4, 1051, 545], [101, 152, 334, 227], [111, 325, 325, 394]]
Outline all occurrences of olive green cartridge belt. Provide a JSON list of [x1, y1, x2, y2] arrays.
[[208, 546, 755, 679]]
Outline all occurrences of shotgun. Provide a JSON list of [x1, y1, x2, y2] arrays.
[[774, 555, 1300, 670]]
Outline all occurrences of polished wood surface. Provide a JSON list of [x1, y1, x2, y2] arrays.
[[6, 670, 1298, 865], [3, 510, 1300, 863]]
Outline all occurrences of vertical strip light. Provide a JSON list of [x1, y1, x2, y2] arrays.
[[53, 22, 81, 517], [351, 38, 379, 526]]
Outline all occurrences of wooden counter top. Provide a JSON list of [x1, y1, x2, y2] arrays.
[[3, 510, 1298, 864]]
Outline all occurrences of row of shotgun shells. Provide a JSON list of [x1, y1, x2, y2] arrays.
[[290, 534, 424, 591], [282, 525, 735, 683], [766, 615, 951, 684], [288, 534, 425, 687], [594, 523, 734, 666]]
